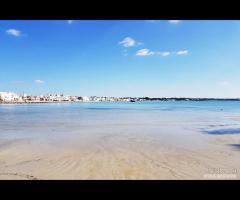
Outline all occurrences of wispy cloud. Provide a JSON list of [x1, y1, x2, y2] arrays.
[[136, 49, 189, 57], [136, 49, 155, 56], [119, 37, 142, 47], [6, 29, 22, 37], [219, 81, 230, 86], [176, 50, 188, 55], [157, 51, 171, 57], [168, 20, 181, 24], [34, 80, 45, 84], [67, 20, 73, 24], [123, 49, 128, 56]]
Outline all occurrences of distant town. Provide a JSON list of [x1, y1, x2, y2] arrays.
[[0, 92, 240, 103]]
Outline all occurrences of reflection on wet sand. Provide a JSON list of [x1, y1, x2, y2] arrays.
[[203, 128, 240, 135]]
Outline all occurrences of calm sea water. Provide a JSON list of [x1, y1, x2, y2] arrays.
[[0, 101, 240, 143]]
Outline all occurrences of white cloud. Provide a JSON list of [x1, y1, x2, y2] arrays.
[[136, 49, 154, 56], [67, 20, 73, 24], [6, 29, 21, 37], [34, 80, 45, 84], [136, 49, 189, 57], [168, 20, 181, 24], [157, 51, 171, 56], [119, 37, 141, 47], [176, 50, 188, 55]]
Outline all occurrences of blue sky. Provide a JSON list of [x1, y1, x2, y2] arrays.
[[0, 20, 240, 98]]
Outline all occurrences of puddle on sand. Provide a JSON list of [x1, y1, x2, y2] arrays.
[[203, 128, 240, 135], [227, 144, 240, 150]]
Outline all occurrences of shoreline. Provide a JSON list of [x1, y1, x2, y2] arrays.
[[1, 98, 240, 105]]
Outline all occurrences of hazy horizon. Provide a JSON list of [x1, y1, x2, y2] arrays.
[[1, 20, 240, 98]]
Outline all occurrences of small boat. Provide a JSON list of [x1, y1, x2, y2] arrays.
[[130, 100, 136, 102]]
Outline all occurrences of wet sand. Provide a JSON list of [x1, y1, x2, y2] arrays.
[[0, 126, 240, 180]]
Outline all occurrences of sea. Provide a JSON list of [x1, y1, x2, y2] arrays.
[[1, 100, 240, 142]]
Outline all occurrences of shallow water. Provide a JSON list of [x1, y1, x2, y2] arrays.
[[0, 101, 240, 179], [1, 101, 240, 137]]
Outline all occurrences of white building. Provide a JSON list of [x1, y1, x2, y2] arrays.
[[82, 96, 90, 102], [47, 94, 70, 101], [0, 92, 20, 102]]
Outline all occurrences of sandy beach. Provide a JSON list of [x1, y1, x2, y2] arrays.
[[0, 102, 240, 180], [0, 123, 240, 180]]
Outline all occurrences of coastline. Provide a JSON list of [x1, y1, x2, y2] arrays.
[[1, 98, 240, 105], [0, 101, 102, 105]]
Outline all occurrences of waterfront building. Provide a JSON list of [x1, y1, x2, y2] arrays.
[[82, 96, 90, 102], [0, 92, 20, 102]]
